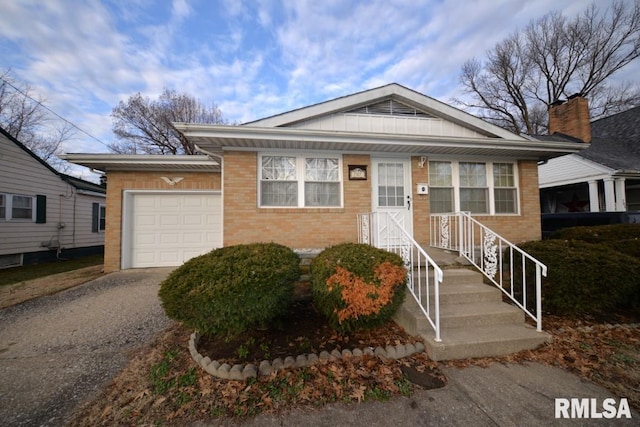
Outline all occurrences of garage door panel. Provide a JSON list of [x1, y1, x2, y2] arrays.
[[133, 251, 156, 265], [183, 214, 205, 226], [183, 232, 204, 244], [159, 233, 180, 244], [136, 233, 158, 245], [159, 197, 180, 208], [135, 214, 158, 227], [129, 193, 221, 268]]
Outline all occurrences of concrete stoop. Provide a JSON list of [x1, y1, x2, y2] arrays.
[[393, 268, 551, 361]]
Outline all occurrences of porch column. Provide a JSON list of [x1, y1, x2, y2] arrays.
[[615, 178, 627, 211], [604, 177, 616, 211], [588, 180, 599, 212]]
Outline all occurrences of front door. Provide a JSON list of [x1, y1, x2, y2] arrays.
[[371, 158, 413, 245]]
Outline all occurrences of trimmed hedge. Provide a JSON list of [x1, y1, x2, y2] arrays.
[[158, 243, 300, 338], [516, 239, 640, 316], [310, 243, 406, 333], [549, 223, 640, 259]]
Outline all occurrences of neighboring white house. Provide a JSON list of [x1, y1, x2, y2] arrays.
[[538, 99, 640, 233], [0, 127, 106, 268]]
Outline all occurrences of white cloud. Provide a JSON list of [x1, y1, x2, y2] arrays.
[[0, 0, 638, 155]]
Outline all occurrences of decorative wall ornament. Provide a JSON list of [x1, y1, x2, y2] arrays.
[[348, 165, 367, 180], [400, 234, 413, 289], [439, 216, 450, 249], [483, 230, 498, 279], [360, 214, 370, 244], [160, 176, 184, 186]]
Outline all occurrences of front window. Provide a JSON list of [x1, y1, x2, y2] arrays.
[[260, 156, 298, 206], [493, 163, 517, 214], [0, 194, 5, 219], [429, 161, 518, 214], [260, 154, 342, 207], [304, 158, 340, 206], [429, 161, 453, 213], [459, 162, 488, 214]]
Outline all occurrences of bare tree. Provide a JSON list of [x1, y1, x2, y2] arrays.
[[109, 88, 226, 155], [0, 69, 73, 172], [457, 0, 640, 135]]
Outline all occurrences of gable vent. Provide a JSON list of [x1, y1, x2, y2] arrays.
[[346, 99, 434, 118]]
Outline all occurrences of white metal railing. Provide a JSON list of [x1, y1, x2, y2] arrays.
[[358, 212, 444, 342], [430, 212, 547, 331]]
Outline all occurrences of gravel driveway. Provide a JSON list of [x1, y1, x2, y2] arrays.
[[0, 268, 173, 427]]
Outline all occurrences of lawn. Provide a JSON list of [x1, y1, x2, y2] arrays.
[[0, 254, 104, 287]]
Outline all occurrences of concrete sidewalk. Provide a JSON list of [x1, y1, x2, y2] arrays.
[[219, 362, 637, 426]]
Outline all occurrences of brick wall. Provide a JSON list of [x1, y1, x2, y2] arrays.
[[103, 171, 220, 272], [411, 156, 431, 248], [223, 151, 371, 248], [103, 157, 542, 272]]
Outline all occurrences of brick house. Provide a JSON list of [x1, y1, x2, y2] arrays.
[[65, 84, 586, 272]]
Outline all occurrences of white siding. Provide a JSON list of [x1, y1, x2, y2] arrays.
[[538, 154, 613, 188], [289, 113, 487, 138], [0, 133, 105, 256]]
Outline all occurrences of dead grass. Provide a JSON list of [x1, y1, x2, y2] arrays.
[[3, 260, 637, 425], [0, 263, 105, 309], [67, 311, 640, 426]]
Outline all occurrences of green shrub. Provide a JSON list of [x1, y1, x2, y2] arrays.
[[158, 243, 300, 338], [310, 243, 406, 333], [516, 239, 640, 316], [549, 224, 640, 259]]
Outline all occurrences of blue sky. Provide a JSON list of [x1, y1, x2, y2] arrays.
[[1, 0, 638, 167]]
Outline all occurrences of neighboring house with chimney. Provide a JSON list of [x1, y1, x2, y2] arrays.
[[63, 83, 586, 272], [538, 96, 640, 234], [0, 127, 106, 268]]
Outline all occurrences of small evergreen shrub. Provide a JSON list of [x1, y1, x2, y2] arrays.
[[549, 224, 640, 259], [516, 239, 640, 316], [158, 243, 300, 338], [311, 243, 406, 333]]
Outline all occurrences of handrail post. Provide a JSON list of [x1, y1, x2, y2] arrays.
[[536, 264, 542, 332]]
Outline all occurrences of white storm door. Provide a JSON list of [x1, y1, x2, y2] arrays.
[[371, 159, 413, 246]]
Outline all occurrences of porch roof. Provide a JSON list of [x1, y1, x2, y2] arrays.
[[59, 154, 220, 172], [175, 123, 587, 161]]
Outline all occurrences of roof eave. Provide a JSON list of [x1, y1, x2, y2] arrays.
[[60, 154, 220, 172], [176, 124, 587, 160]]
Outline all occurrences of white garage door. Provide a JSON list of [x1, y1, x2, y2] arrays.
[[129, 193, 221, 268]]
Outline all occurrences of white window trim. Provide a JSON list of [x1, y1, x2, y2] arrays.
[[429, 160, 520, 215], [0, 193, 36, 221], [257, 152, 344, 208]]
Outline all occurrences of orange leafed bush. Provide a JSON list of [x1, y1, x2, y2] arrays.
[[326, 262, 406, 323]]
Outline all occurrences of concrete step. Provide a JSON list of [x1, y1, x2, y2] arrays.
[[395, 266, 551, 361], [435, 282, 502, 305], [438, 301, 524, 330], [420, 323, 551, 361], [415, 267, 482, 286], [393, 295, 524, 335]]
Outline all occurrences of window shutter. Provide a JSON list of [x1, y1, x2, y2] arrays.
[[36, 195, 46, 223], [92, 202, 99, 232]]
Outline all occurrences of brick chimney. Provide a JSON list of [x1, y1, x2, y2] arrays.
[[548, 94, 591, 143]]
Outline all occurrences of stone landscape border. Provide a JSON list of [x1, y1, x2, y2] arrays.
[[188, 332, 426, 381]]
